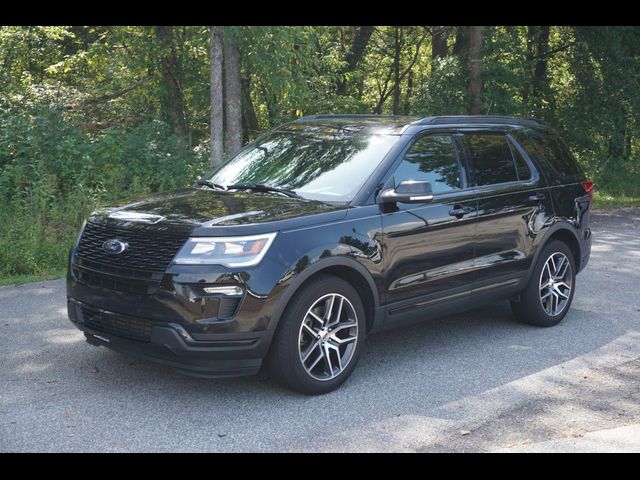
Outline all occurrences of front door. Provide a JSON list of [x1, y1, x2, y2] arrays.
[[380, 132, 477, 325]]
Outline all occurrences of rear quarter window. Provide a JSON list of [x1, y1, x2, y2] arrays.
[[515, 129, 584, 185]]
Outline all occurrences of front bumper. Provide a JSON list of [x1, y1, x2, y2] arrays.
[[66, 242, 290, 378], [68, 297, 274, 377]]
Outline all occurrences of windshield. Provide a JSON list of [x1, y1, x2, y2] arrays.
[[203, 127, 400, 202]]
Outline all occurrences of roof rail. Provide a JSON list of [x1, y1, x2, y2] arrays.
[[415, 115, 545, 127], [296, 114, 413, 122]]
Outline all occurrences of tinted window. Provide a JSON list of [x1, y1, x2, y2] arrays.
[[206, 128, 400, 202], [464, 133, 518, 186], [517, 130, 583, 183], [508, 140, 532, 181], [393, 135, 461, 193]]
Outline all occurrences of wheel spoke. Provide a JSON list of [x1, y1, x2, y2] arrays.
[[330, 320, 357, 333], [308, 311, 323, 325], [302, 322, 317, 338], [323, 295, 335, 326], [302, 339, 320, 362], [551, 291, 559, 314], [307, 348, 324, 371], [553, 255, 566, 277], [322, 344, 334, 377], [327, 296, 344, 328], [540, 290, 552, 301], [327, 342, 342, 372], [329, 335, 356, 345]]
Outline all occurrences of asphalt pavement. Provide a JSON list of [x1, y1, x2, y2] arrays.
[[1, 208, 639, 452]]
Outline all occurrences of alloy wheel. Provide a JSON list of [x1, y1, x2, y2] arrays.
[[298, 293, 359, 381], [538, 252, 573, 316]]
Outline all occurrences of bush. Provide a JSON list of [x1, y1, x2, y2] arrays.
[[0, 103, 208, 278]]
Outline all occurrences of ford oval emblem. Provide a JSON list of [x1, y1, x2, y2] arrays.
[[102, 239, 128, 255]]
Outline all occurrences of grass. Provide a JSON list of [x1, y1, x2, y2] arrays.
[[1, 191, 638, 288], [0, 268, 67, 287], [592, 191, 640, 209]]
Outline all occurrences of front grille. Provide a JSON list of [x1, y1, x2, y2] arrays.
[[80, 306, 153, 342], [76, 221, 190, 272]]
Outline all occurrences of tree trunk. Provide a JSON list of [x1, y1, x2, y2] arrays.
[[210, 26, 224, 168], [523, 26, 537, 111], [337, 26, 375, 95], [392, 27, 402, 115], [453, 26, 468, 58], [532, 26, 550, 113], [156, 26, 188, 141], [431, 26, 448, 59], [241, 74, 260, 143], [469, 26, 484, 115], [403, 69, 414, 115], [223, 27, 243, 157]]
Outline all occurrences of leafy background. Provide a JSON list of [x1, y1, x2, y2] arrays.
[[1, 26, 638, 282]]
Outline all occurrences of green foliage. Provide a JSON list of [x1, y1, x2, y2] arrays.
[[0, 103, 207, 278], [1, 25, 639, 282], [411, 56, 468, 115]]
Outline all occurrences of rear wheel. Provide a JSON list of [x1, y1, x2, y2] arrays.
[[266, 274, 366, 395], [511, 240, 576, 327]]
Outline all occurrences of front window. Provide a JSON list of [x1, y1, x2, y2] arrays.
[[204, 126, 400, 202]]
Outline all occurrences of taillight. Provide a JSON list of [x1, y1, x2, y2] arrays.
[[581, 179, 594, 205]]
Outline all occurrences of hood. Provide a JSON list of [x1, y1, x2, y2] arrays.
[[92, 188, 347, 233]]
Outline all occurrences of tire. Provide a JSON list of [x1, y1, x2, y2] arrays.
[[511, 240, 576, 327], [266, 274, 366, 395]]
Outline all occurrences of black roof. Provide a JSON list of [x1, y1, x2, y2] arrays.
[[415, 115, 544, 127], [295, 114, 544, 130], [291, 114, 418, 135]]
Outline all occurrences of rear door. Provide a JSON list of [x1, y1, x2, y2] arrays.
[[459, 129, 553, 297]]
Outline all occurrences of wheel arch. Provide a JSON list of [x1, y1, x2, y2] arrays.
[[268, 257, 381, 335], [530, 222, 582, 279]]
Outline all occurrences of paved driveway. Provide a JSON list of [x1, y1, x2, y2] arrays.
[[1, 208, 639, 452]]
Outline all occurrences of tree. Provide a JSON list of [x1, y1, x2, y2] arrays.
[[210, 26, 224, 167], [156, 26, 188, 141], [336, 26, 375, 95], [431, 26, 448, 59], [223, 27, 243, 157], [532, 26, 550, 113], [469, 26, 484, 115]]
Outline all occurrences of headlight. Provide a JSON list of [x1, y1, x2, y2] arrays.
[[173, 233, 277, 267]]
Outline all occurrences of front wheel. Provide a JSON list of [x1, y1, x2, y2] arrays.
[[266, 274, 366, 395], [511, 240, 576, 327]]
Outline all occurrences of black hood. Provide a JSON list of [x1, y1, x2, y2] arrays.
[[91, 188, 347, 233]]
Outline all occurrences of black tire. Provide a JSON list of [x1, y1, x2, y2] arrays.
[[266, 274, 366, 395], [511, 240, 576, 327]]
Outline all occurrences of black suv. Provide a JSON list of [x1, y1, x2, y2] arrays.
[[67, 115, 593, 394]]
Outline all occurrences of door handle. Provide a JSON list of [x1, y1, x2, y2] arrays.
[[449, 205, 472, 219], [528, 192, 546, 203]]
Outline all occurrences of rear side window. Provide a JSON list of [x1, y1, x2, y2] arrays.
[[393, 134, 462, 193], [463, 133, 519, 186], [516, 130, 583, 184]]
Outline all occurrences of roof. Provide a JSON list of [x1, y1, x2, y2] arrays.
[[294, 114, 545, 132], [293, 114, 419, 135]]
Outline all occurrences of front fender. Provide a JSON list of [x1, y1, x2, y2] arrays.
[[266, 252, 381, 332]]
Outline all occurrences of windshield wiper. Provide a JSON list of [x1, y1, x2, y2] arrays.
[[196, 178, 226, 191], [226, 183, 302, 199]]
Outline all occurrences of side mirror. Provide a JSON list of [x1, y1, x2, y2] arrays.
[[377, 180, 434, 204]]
